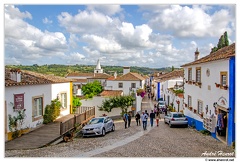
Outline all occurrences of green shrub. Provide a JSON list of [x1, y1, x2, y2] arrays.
[[43, 99, 61, 124]]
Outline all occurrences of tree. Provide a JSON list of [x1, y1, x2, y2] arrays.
[[98, 96, 135, 115], [81, 80, 103, 99], [211, 31, 229, 53], [224, 31, 229, 46], [171, 66, 174, 71], [72, 96, 82, 113]]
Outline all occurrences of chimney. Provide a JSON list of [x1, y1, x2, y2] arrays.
[[10, 69, 22, 82], [195, 48, 199, 61], [114, 71, 117, 79], [123, 67, 130, 75]]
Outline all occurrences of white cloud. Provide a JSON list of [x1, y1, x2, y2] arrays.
[[42, 17, 52, 24], [4, 5, 68, 64], [86, 5, 123, 15], [148, 5, 233, 38]]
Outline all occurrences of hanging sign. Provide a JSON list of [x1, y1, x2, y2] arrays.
[[14, 93, 24, 110]]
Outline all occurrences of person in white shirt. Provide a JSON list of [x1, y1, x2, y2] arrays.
[[141, 111, 148, 130]]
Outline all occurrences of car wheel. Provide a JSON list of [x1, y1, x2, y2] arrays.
[[164, 119, 167, 124], [111, 124, 115, 132], [102, 128, 106, 136]]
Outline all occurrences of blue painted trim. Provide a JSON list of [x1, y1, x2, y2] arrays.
[[157, 82, 160, 100], [227, 56, 235, 146], [185, 116, 217, 139]]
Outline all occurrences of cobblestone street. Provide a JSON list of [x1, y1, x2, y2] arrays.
[[5, 118, 234, 158]]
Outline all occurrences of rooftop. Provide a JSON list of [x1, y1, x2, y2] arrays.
[[181, 43, 235, 67], [5, 68, 74, 87]]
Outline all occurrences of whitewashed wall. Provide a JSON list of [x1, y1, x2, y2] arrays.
[[51, 82, 71, 117], [105, 80, 145, 95], [5, 84, 51, 132], [80, 96, 131, 117], [5, 82, 71, 134], [183, 59, 229, 120]]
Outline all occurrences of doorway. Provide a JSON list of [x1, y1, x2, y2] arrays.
[[216, 106, 228, 144]]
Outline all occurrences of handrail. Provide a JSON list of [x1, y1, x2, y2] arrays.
[[60, 107, 95, 135]]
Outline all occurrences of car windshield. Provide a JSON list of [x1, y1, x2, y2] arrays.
[[88, 118, 104, 124], [159, 102, 164, 105], [173, 114, 185, 118]]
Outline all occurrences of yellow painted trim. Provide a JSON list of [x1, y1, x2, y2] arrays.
[[7, 128, 30, 141], [70, 81, 73, 114]]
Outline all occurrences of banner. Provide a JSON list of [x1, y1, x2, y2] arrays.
[[14, 93, 24, 110]]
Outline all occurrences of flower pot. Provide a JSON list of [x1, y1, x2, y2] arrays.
[[215, 83, 220, 88]]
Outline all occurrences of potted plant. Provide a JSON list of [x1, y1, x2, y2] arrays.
[[223, 85, 228, 90], [188, 80, 192, 84], [215, 83, 220, 88], [200, 113, 203, 118], [189, 106, 193, 111], [185, 80, 188, 83], [193, 109, 197, 113], [192, 80, 196, 84], [185, 103, 187, 107]]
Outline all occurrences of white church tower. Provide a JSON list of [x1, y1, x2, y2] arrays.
[[94, 59, 103, 73]]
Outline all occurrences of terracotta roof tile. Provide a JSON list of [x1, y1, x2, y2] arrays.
[[181, 43, 235, 67], [100, 90, 123, 97], [66, 72, 111, 79], [114, 72, 145, 81], [154, 70, 184, 82], [5, 68, 73, 87]]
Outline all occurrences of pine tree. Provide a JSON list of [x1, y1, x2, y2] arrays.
[[224, 31, 229, 46]]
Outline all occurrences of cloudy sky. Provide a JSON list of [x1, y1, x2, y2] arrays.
[[4, 2, 236, 68]]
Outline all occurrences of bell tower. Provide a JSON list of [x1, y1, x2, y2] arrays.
[[94, 59, 103, 73]]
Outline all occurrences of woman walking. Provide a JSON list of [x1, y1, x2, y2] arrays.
[[156, 110, 161, 127]]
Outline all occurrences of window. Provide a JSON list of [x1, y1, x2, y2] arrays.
[[33, 97, 43, 117], [196, 67, 201, 82], [197, 100, 203, 114], [131, 83, 136, 88], [188, 68, 192, 81], [60, 93, 67, 109], [188, 95, 192, 107], [220, 72, 227, 86], [118, 82, 123, 88]]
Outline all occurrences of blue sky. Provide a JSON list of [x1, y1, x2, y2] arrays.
[[4, 2, 236, 68]]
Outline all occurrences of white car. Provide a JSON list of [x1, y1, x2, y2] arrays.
[[81, 116, 115, 137], [164, 112, 188, 128]]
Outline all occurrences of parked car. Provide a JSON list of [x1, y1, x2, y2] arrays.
[[81, 116, 115, 137], [164, 112, 188, 128], [157, 101, 166, 113]]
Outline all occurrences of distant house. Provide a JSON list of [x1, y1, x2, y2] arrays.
[[105, 67, 146, 113], [5, 68, 73, 141], [66, 59, 111, 96], [181, 43, 235, 146], [153, 70, 184, 106]]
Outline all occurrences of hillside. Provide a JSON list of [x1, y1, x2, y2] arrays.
[[5, 64, 180, 77]]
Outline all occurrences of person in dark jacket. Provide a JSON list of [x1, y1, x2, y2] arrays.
[[135, 112, 141, 126], [150, 110, 155, 127], [123, 112, 128, 129], [128, 112, 132, 127]]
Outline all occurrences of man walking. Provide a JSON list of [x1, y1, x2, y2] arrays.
[[141, 111, 148, 130], [135, 112, 141, 126], [128, 112, 132, 127], [150, 110, 155, 127], [123, 112, 128, 129]]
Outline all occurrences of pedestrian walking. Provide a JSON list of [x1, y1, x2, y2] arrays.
[[123, 112, 128, 129], [145, 110, 149, 126], [128, 112, 132, 127], [150, 110, 155, 127], [141, 111, 148, 130], [135, 112, 141, 126], [156, 110, 161, 127]]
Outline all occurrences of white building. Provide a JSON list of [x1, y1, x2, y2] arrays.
[[66, 59, 110, 96], [181, 43, 235, 146], [153, 70, 184, 108], [105, 67, 146, 113], [5, 68, 73, 141]]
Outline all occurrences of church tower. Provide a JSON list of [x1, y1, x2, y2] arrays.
[[94, 59, 103, 74]]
